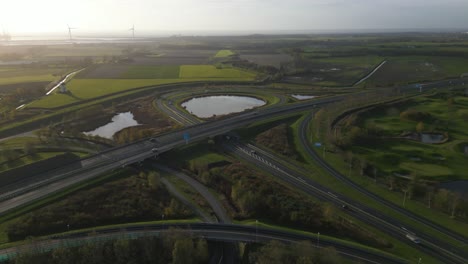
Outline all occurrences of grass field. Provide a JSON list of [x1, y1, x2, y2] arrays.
[[351, 94, 468, 180], [28, 65, 257, 108], [119, 65, 180, 79], [179, 65, 256, 79], [0, 74, 55, 85], [0, 66, 74, 87], [215, 50, 235, 58]]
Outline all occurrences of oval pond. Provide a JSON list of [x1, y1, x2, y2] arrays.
[[182, 95, 265, 118]]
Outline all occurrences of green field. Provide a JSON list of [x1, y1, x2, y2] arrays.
[[215, 50, 235, 58], [0, 66, 75, 86], [28, 79, 186, 108], [28, 65, 257, 108], [120, 65, 180, 79], [0, 74, 55, 85], [351, 94, 468, 180], [179, 65, 256, 79]]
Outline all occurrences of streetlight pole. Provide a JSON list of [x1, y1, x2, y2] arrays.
[[403, 190, 407, 207], [317, 232, 320, 248], [255, 220, 258, 243]]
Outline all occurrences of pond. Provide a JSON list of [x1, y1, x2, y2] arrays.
[[182, 95, 265, 118], [292, 94, 316, 100], [83, 112, 140, 139], [421, 133, 445, 144], [439, 180, 468, 197]]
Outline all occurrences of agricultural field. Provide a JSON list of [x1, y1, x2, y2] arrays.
[[214, 49, 235, 58], [42, 45, 125, 57], [350, 93, 468, 180], [285, 55, 384, 86], [28, 65, 257, 108], [0, 66, 68, 86], [179, 65, 256, 79], [364, 56, 468, 86], [77, 65, 180, 79], [240, 53, 293, 68]]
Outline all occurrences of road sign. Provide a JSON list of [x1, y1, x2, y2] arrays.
[[314, 142, 322, 147], [183, 132, 190, 144]]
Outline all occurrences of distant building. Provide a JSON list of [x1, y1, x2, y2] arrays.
[[59, 83, 67, 93]]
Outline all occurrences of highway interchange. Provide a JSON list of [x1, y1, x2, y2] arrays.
[[0, 78, 467, 263]]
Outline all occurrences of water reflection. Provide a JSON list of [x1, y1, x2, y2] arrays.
[[84, 112, 139, 139], [182, 95, 265, 118]]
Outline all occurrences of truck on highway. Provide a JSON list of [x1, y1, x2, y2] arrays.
[[406, 234, 421, 244]]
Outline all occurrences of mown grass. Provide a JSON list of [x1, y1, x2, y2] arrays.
[[120, 65, 180, 79], [355, 94, 468, 180], [215, 50, 235, 58]]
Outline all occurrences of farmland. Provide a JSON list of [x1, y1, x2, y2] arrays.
[[77, 65, 181, 79], [215, 49, 235, 57], [364, 56, 468, 86], [240, 53, 293, 68], [179, 65, 256, 79], [28, 65, 257, 108], [0, 66, 70, 86]]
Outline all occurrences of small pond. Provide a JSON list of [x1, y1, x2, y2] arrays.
[[439, 180, 468, 197], [83, 112, 140, 139], [421, 133, 445, 144], [292, 94, 316, 100], [182, 95, 265, 118]]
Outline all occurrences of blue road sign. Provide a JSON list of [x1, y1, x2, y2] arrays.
[[314, 142, 322, 147], [183, 132, 190, 143]]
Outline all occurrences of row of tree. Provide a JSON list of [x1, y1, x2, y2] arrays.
[[10, 231, 209, 264], [7, 171, 193, 241]]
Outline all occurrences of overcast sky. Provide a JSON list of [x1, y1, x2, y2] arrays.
[[1, 0, 468, 35]]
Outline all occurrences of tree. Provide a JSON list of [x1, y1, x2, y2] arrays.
[[319, 246, 341, 264], [450, 193, 461, 218], [416, 121, 425, 133], [314, 108, 326, 137], [172, 238, 194, 264], [194, 239, 209, 263], [23, 141, 36, 155], [254, 240, 290, 264], [147, 171, 160, 190], [295, 241, 315, 264]]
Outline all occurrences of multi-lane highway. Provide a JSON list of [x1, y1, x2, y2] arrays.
[[0, 77, 466, 262], [299, 114, 468, 244], [226, 142, 467, 264], [0, 96, 339, 214]]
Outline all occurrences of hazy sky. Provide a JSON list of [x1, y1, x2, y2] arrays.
[[1, 0, 468, 35]]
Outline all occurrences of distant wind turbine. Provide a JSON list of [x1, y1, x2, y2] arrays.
[[129, 24, 135, 39], [67, 24, 77, 40]]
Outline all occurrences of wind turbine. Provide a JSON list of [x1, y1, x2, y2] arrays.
[[129, 24, 135, 39], [67, 24, 76, 41]]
